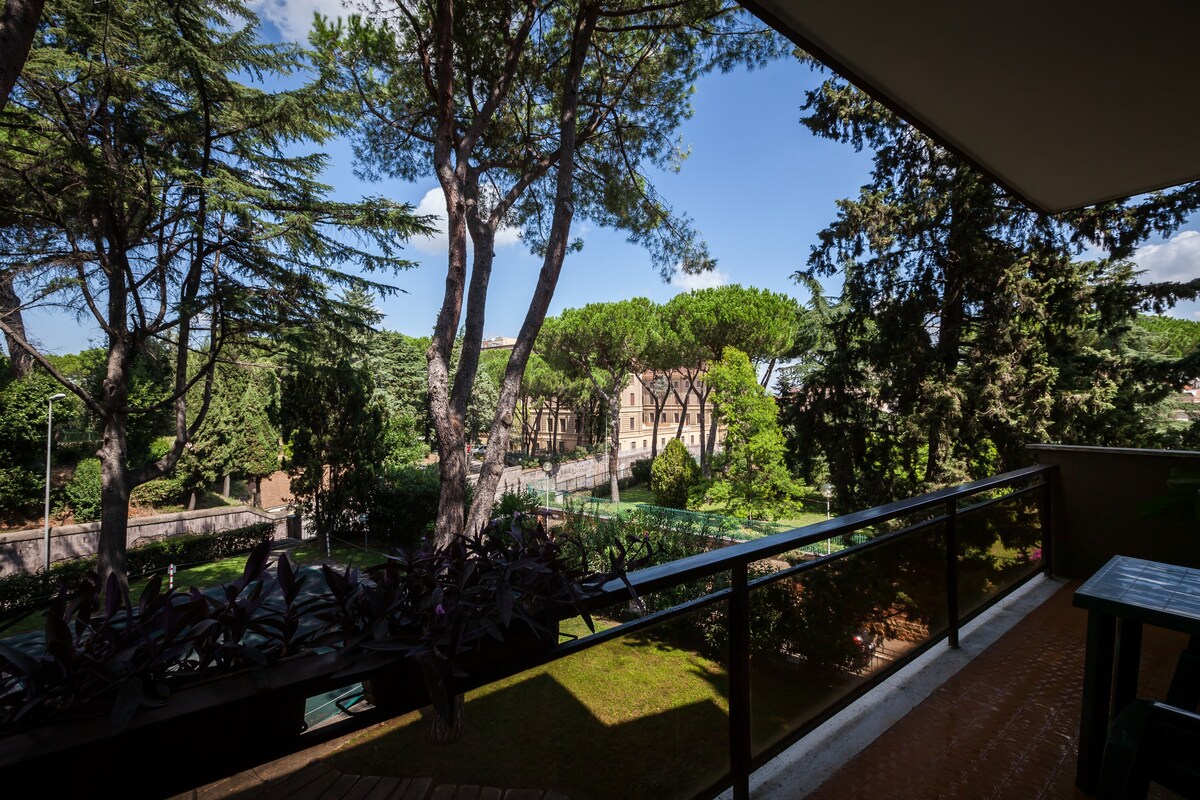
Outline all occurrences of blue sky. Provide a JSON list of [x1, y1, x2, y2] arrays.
[[22, 1, 1200, 354]]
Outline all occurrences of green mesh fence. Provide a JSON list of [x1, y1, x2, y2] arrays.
[[551, 491, 864, 555]]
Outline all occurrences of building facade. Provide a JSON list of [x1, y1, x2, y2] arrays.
[[525, 370, 723, 457]]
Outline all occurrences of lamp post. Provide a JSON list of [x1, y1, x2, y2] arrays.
[[43, 393, 66, 572], [820, 482, 834, 555], [541, 461, 552, 513]]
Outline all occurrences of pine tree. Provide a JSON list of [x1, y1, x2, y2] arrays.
[[0, 0, 427, 589], [789, 73, 1200, 508]]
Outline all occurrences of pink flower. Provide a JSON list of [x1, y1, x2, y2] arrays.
[[435, 603, 446, 616]]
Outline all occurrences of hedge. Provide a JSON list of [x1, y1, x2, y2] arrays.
[[0, 521, 274, 615]]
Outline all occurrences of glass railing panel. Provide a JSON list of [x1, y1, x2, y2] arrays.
[[322, 606, 730, 800], [956, 486, 1044, 620], [747, 526, 948, 759]]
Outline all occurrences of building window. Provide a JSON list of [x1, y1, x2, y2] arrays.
[[642, 439, 647, 448], [661, 438, 666, 447], [674, 412, 680, 422], [629, 416, 635, 430], [629, 392, 635, 404], [690, 434, 695, 443]]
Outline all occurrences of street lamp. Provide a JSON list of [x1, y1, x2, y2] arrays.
[[541, 461, 552, 513], [43, 393, 67, 572], [820, 482, 834, 555]]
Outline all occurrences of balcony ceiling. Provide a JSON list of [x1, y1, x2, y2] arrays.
[[741, 0, 1200, 213]]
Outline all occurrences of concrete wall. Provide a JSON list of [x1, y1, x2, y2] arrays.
[[0, 506, 290, 577], [483, 444, 704, 497], [1029, 444, 1200, 578]]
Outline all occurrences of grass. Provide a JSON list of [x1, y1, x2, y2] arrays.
[[567, 483, 833, 541], [324, 616, 852, 800], [613, 484, 655, 503]]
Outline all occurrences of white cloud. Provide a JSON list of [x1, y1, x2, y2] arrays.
[[670, 268, 729, 291], [1133, 229, 1200, 283], [251, 0, 348, 42], [411, 188, 521, 255]]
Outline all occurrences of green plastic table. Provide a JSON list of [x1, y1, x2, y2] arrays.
[[1073, 555, 1200, 793]]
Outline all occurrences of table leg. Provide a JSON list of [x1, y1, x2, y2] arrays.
[[1077, 610, 1116, 793], [1113, 619, 1142, 716]]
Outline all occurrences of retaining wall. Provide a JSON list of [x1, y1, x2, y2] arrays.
[[484, 444, 704, 497], [0, 505, 290, 577]]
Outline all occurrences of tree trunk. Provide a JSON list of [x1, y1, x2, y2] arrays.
[[0, 0, 45, 113], [531, 406, 544, 451], [760, 357, 777, 389], [674, 395, 690, 439], [97, 411, 131, 597], [462, 3, 599, 535], [222, 473, 231, 497], [706, 413, 720, 466], [0, 273, 33, 379], [550, 397, 560, 452], [426, 0, 471, 548], [607, 392, 621, 502], [425, 694, 465, 743], [697, 395, 710, 477]]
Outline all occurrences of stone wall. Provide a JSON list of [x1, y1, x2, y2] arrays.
[[484, 444, 704, 497], [0, 506, 290, 577]]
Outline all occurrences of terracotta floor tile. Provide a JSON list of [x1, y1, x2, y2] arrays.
[[808, 582, 1191, 800]]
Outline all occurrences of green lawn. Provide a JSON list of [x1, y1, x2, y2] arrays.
[[567, 484, 833, 541], [324, 616, 853, 800]]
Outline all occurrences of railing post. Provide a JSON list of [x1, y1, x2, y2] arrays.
[[730, 562, 751, 800], [1039, 471, 1054, 578], [946, 499, 959, 649]]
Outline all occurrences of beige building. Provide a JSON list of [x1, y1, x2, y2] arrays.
[[526, 370, 722, 457]]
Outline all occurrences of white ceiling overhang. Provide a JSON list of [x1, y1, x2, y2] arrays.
[[740, 0, 1200, 213]]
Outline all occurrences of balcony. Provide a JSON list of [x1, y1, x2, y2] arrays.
[[131, 444, 1193, 800], [2, 444, 1192, 799]]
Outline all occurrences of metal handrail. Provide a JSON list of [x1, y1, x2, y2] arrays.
[[593, 463, 1052, 602], [456, 462, 1056, 800]]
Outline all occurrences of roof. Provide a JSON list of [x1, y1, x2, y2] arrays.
[[740, 0, 1200, 213]]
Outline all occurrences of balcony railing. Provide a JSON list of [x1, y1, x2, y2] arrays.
[[453, 463, 1055, 799], [0, 464, 1055, 798]]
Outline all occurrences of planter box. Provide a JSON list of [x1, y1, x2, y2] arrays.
[[363, 618, 562, 713], [0, 651, 345, 796]]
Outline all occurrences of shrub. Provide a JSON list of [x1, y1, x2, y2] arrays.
[[0, 522, 274, 616], [0, 466, 41, 516], [493, 487, 540, 517], [130, 476, 187, 508], [63, 458, 102, 522], [650, 439, 701, 509], [630, 457, 652, 484], [370, 464, 472, 550]]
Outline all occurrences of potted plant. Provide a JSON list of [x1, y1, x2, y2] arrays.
[[336, 515, 626, 741], [0, 521, 654, 790]]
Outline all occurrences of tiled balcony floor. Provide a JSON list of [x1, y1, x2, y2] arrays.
[[805, 581, 1189, 800]]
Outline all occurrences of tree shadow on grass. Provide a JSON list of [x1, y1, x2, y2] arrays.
[[324, 671, 730, 800]]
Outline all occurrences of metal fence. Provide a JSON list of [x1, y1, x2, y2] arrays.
[[455, 463, 1055, 800]]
